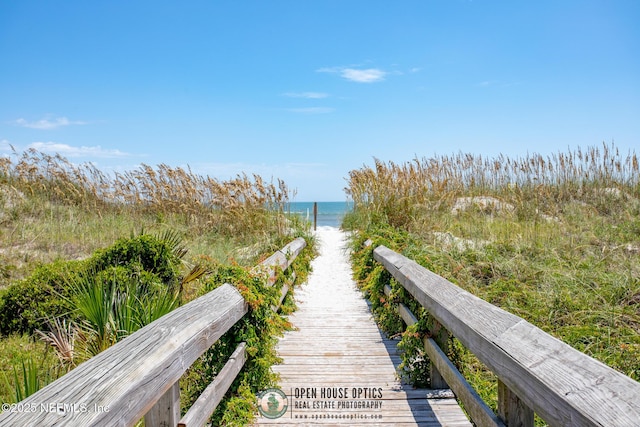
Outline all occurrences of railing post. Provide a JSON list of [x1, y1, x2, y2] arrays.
[[497, 380, 534, 427], [313, 202, 317, 231], [430, 320, 449, 389], [145, 381, 181, 427]]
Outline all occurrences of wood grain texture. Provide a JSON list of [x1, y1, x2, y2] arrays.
[[374, 244, 640, 427], [144, 382, 180, 427], [0, 283, 247, 426], [254, 229, 471, 426], [385, 281, 504, 427]]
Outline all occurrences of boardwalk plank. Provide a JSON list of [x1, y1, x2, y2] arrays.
[[254, 228, 471, 426]]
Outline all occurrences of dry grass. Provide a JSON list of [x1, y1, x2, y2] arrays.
[[346, 142, 639, 229], [1, 148, 290, 236], [345, 142, 640, 420], [0, 148, 299, 283]]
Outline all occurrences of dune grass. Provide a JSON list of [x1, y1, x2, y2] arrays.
[[0, 148, 310, 408], [0, 148, 298, 283], [344, 142, 640, 419]]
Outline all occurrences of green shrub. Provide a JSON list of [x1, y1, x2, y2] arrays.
[[88, 233, 182, 286], [0, 260, 82, 335], [0, 233, 184, 337]]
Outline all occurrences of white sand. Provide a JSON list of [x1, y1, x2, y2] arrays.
[[304, 226, 360, 310]]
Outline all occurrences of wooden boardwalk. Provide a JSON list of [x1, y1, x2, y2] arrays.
[[255, 228, 471, 426]]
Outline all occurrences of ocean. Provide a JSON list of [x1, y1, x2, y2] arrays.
[[287, 201, 353, 228]]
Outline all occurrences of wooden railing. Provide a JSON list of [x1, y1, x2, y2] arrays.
[[373, 244, 640, 427], [0, 237, 306, 427]]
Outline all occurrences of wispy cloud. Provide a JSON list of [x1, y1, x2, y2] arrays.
[[282, 92, 329, 99], [285, 107, 334, 114], [27, 142, 131, 158], [318, 66, 387, 83], [342, 68, 386, 83], [13, 115, 87, 130]]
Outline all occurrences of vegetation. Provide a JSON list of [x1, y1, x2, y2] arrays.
[[181, 245, 313, 425], [0, 148, 313, 425], [344, 142, 640, 419]]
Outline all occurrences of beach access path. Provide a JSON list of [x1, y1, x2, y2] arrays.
[[254, 226, 471, 426]]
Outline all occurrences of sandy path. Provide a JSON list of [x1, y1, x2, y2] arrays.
[[255, 226, 471, 426]]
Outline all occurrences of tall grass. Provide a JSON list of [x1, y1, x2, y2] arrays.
[[0, 148, 298, 283], [346, 142, 639, 229], [0, 148, 291, 239], [0, 147, 309, 407], [345, 142, 640, 420]]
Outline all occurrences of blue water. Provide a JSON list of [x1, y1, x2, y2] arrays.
[[287, 201, 353, 228]]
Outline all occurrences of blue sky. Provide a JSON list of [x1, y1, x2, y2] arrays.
[[1, 1, 638, 201]]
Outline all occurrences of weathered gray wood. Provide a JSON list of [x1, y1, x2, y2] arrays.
[[385, 284, 450, 390], [0, 283, 248, 426], [178, 342, 247, 427], [429, 321, 450, 390], [257, 237, 306, 285], [423, 336, 504, 427], [144, 381, 180, 427], [374, 245, 640, 427], [498, 380, 534, 427], [385, 281, 502, 427], [278, 237, 306, 266], [256, 229, 471, 426]]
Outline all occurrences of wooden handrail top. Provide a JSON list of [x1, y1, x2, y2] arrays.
[[256, 237, 306, 283], [373, 244, 640, 427], [0, 283, 247, 426]]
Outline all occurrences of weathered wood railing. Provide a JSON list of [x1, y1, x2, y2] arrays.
[[0, 237, 306, 427], [373, 244, 640, 427]]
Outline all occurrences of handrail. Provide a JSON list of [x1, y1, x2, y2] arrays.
[[373, 244, 640, 427], [0, 237, 306, 427]]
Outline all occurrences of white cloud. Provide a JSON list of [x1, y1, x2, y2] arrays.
[[27, 142, 131, 158], [341, 68, 386, 83], [286, 107, 334, 114], [13, 115, 87, 129], [318, 66, 387, 83], [282, 92, 329, 99]]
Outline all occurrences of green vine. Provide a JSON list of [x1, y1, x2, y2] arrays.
[[397, 321, 431, 387], [181, 236, 314, 426]]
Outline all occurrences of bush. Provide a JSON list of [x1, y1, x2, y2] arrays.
[[0, 260, 82, 335], [0, 233, 184, 337], [88, 234, 182, 287]]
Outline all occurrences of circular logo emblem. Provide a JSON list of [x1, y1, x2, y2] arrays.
[[257, 388, 288, 419]]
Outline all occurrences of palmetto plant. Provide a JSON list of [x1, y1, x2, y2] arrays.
[[70, 272, 119, 358], [67, 270, 183, 358]]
